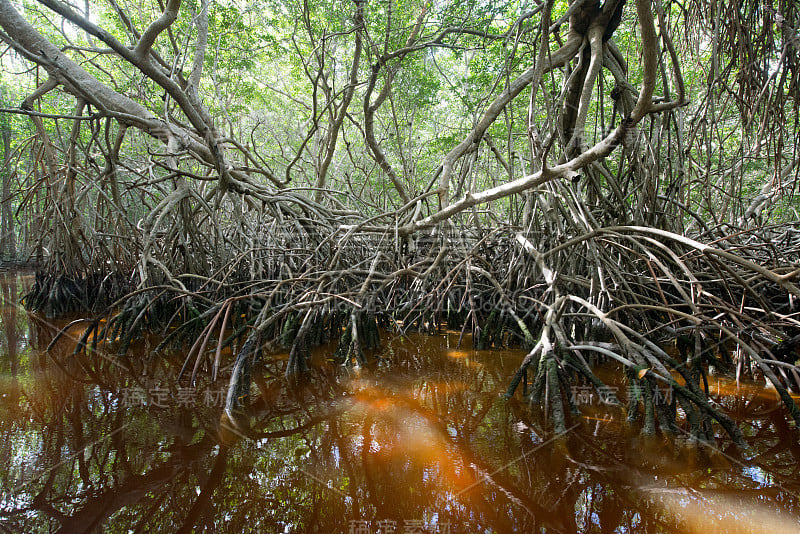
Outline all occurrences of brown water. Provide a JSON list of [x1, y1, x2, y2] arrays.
[[0, 271, 799, 533]]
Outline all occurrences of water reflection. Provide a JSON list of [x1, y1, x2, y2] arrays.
[[0, 272, 798, 533]]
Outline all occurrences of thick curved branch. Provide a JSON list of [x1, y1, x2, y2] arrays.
[[399, 120, 632, 235], [648, 0, 689, 113], [360, 3, 428, 205], [363, 67, 410, 204], [187, 0, 209, 92], [437, 32, 583, 206], [36, 0, 211, 134], [0, 0, 221, 174], [134, 0, 181, 59], [314, 0, 363, 201], [567, 25, 605, 152], [630, 0, 658, 121]]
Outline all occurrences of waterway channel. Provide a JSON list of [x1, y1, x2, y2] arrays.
[[1, 270, 798, 533]]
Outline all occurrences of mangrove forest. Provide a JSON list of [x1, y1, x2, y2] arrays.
[[0, 0, 799, 531]]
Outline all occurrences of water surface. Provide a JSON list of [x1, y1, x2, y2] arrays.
[[0, 271, 799, 533]]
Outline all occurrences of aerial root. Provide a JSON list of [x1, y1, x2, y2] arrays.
[[36, 223, 800, 445]]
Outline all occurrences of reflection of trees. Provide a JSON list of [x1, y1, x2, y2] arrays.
[[283, 335, 567, 532], [0, 273, 21, 412], [45, 437, 217, 533], [0, 273, 24, 506], [2, 326, 799, 533], [502, 377, 800, 534], [1, 318, 348, 532]]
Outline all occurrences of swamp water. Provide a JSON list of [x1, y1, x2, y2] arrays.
[[0, 271, 799, 533]]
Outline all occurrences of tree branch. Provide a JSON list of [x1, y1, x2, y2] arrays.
[[133, 0, 182, 60]]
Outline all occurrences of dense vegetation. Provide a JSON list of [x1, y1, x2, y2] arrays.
[[0, 0, 799, 442]]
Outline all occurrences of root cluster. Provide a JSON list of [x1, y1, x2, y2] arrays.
[[31, 190, 800, 446]]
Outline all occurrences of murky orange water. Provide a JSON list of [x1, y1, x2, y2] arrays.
[[0, 271, 799, 533]]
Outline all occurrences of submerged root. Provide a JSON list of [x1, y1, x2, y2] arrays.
[[23, 272, 131, 317]]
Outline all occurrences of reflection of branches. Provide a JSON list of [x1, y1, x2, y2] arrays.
[[176, 445, 228, 534], [43, 438, 216, 534]]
